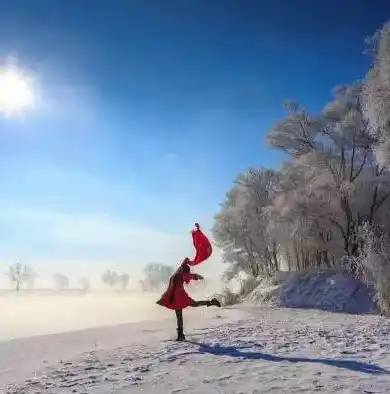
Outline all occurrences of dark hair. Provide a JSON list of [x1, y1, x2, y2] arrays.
[[181, 263, 190, 273]]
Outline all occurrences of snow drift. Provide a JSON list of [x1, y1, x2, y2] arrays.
[[244, 270, 378, 314], [278, 270, 378, 314]]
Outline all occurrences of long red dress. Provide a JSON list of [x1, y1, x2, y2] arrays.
[[156, 271, 199, 310]]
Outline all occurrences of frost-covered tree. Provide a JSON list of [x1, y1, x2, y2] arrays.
[[101, 270, 130, 291], [214, 83, 390, 280], [101, 269, 119, 288], [344, 222, 390, 315], [213, 18, 390, 312], [266, 158, 342, 270], [267, 86, 390, 260], [362, 21, 390, 168], [213, 167, 280, 279], [80, 277, 90, 293], [7, 262, 35, 292], [141, 263, 174, 291], [118, 273, 130, 291], [53, 273, 69, 291]]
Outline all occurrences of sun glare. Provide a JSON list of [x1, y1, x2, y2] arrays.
[[0, 68, 35, 117]]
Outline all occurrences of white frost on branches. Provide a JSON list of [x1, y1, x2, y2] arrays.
[[362, 22, 390, 168], [213, 21, 390, 314]]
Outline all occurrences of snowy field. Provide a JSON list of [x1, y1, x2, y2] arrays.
[[0, 292, 174, 341], [3, 304, 390, 393], [0, 281, 219, 341]]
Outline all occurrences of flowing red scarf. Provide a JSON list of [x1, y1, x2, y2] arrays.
[[188, 223, 212, 266]]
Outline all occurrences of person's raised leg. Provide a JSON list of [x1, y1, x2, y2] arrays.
[[190, 300, 209, 307], [190, 298, 221, 307]]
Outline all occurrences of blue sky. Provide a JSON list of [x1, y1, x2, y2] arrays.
[[0, 0, 388, 284]]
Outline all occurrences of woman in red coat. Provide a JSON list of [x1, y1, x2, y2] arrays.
[[156, 258, 221, 341]]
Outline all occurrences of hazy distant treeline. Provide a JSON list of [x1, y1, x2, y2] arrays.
[[4, 261, 175, 293]]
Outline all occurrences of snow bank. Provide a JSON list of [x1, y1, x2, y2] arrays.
[[245, 276, 280, 305], [247, 282, 279, 305], [278, 270, 378, 314], [241, 270, 378, 314]]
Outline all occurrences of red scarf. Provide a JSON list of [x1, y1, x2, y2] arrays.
[[188, 223, 212, 266]]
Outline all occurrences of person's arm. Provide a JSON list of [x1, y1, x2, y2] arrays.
[[186, 273, 204, 281]]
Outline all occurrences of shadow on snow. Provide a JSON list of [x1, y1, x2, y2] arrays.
[[182, 341, 389, 375]]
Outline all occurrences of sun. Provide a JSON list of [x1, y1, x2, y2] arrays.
[[0, 68, 35, 117]]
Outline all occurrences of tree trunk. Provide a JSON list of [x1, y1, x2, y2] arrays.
[[272, 240, 279, 272], [285, 247, 292, 271], [293, 240, 301, 271], [323, 251, 332, 268]]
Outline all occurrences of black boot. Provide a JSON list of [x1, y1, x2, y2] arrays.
[[176, 327, 186, 341], [208, 298, 221, 307]]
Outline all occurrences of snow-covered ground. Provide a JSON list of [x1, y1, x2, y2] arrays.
[[278, 270, 378, 314], [0, 292, 172, 341], [242, 269, 378, 316], [3, 304, 390, 393], [0, 284, 219, 341]]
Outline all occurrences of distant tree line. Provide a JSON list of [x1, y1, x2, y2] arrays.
[[101, 270, 130, 291], [139, 263, 174, 291], [4, 262, 92, 293], [4, 261, 176, 294]]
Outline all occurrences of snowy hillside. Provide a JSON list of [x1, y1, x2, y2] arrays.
[[3, 305, 390, 393], [278, 270, 378, 314], [242, 270, 378, 315]]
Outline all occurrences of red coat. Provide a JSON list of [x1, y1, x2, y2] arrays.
[[156, 271, 199, 310]]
